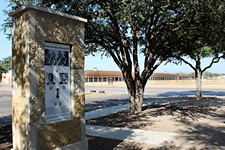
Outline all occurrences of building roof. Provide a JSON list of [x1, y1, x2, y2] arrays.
[[84, 70, 192, 78], [85, 70, 123, 77]]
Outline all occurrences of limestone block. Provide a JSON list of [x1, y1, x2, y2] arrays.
[[28, 39, 45, 68], [37, 68, 45, 98], [12, 96, 26, 124], [12, 42, 26, 69], [38, 119, 81, 149], [12, 96, 31, 149], [29, 96, 45, 126], [12, 123, 31, 150], [13, 68, 29, 98], [71, 45, 84, 69], [71, 69, 84, 94], [71, 94, 85, 119], [12, 12, 29, 69], [28, 67, 45, 125], [35, 11, 81, 44]]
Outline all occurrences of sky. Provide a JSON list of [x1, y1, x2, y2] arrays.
[[1, 1, 224, 74]]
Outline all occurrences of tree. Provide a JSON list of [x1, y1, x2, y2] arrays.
[[0, 56, 12, 82], [172, 0, 225, 98], [1, 0, 42, 39], [78, 0, 195, 113], [3, 0, 221, 112]]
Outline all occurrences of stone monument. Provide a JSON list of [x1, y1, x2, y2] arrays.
[[10, 3, 88, 149]]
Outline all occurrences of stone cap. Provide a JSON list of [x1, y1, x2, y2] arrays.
[[9, 3, 87, 23]]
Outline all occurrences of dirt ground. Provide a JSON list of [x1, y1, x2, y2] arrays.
[[85, 79, 225, 89], [1, 96, 225, 150], [87, 96, 225, 150]]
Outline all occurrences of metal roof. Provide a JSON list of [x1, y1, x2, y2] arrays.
[[84, 70, 192, 78]]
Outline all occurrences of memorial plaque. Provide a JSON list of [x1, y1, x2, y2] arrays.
[[44, 42, 71, 123]]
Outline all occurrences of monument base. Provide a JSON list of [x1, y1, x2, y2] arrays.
[[55, 139, 88, 150]]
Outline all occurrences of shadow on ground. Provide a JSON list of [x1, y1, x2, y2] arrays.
[[0, 115, 12, 125], [86, 94, 225, 113], [88, 136, 145, 150], [86, 102, 217, 128], [153, 123, 225, 150], [143, 96, 225, 108], [88, 136, 122, 150], [87, 96, 225, 127], [0, 124, 12, 149], [184, 124, 225, 148], [158, 90, 225, 97], [87, 96, 225, 149], [85, 99, 128, 112]]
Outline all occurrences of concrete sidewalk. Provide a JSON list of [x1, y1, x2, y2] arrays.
[[85, 104, 128, 120], [86, 125, 178, 146], [85, 104, 178, 146]]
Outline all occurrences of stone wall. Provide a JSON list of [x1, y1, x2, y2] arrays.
[[12, 11, 31, 149], [11, 5, 86, 150]]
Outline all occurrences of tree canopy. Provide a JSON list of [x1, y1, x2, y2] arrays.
[[169, 0, 225, 98], [2, 0, 225, 112]]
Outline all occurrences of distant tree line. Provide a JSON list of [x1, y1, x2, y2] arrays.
[[202, 72, 225, 79], [189, 72, 225, 79]]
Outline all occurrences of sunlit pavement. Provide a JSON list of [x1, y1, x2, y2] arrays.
[[86, 125, 178, 146]]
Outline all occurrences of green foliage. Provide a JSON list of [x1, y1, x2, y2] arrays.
[[3, 1, 224, 76], [0, 66, 7, 74], [170, 0, 225, 76], [0, 56, 12, 82], [3, 0, 225, 110], [1, 0, 42, 39], [180, 0, 225, 58]]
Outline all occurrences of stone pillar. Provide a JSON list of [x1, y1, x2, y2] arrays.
[[10, 4, 87, 150]]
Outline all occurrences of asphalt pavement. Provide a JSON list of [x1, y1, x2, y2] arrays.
[[1, 83, 225, 124], [1, 83, 225, 148]]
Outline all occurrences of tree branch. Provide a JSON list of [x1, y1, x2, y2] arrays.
[[202, 55, 224, 73], [106, 9, 132, 68], [178, 57, 196, 71]]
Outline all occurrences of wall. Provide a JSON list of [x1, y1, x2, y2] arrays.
[[1, 70, 12, 83]]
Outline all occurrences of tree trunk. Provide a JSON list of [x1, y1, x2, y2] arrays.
[[127, 80, 144, 113], [195, 69, 202, 99]]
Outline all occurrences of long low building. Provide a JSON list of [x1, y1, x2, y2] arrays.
[[84, 70, 193, 83], [1, 70, 193, 84]]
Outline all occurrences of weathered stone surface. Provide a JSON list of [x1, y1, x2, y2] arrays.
[[12, 67, 30, 149], [28, 38, 45, 68], [12, 122, 31, 150], [35, 11, 82, 44], [34, 10, 85, 68], [12, 12, 29, 69], [71, 69, 85, 94], [28, 67, 45, 126], [71, 45, 85, 69], [38, 119, 81, 149], [71, 94, 85, 119], [37, 68, 45, 98], [29, 96, 45, 126]]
